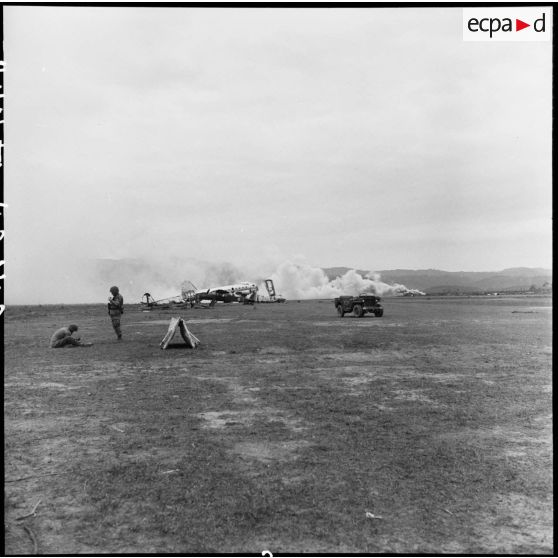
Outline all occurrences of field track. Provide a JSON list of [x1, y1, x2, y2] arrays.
[[4, 296, 553, 554]]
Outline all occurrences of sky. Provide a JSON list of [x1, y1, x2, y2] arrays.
[[3, 6, 553, 303]]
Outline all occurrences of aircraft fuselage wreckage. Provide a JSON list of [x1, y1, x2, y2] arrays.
[[178, 280, 259, 306], [143, 279, 285, 309]]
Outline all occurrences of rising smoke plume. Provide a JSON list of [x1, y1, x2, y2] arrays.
[[10, 256, 423, 304], [266, 261, 425, 299], [93, 258, 424, 303]]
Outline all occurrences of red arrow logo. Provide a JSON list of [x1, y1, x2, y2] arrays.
[[516, 19, 530, 31]]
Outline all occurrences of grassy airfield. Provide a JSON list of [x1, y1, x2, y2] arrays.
[[4, 296, 552, 554]]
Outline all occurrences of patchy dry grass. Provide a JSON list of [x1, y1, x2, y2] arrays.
[[4, 296, 553, 554]]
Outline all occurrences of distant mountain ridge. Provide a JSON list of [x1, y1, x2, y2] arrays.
[[92, 258, 552, 300], [323, 267, 552, 295]]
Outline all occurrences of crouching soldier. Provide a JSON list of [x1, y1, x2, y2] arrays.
[[108, 285, 124, 340], [50, 324, 93, 348]]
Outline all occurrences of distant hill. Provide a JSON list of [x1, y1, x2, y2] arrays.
[[92, 258, 552, 301], [323, 267, 552, 295]]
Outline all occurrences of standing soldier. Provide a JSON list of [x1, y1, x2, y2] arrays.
[[108, 285, 124, 340]]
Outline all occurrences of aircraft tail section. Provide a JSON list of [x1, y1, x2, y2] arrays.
[[265, 279, 276, 299]]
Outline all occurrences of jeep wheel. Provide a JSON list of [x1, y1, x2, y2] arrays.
[[353, 304, 364, 318], [375, 309, 384, 317], [337, 305, 345, 317]]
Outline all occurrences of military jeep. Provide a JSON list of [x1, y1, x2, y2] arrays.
[[334, 294, 384, 318]]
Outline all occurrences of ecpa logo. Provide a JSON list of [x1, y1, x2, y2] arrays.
[[463, 8, 552, 41]]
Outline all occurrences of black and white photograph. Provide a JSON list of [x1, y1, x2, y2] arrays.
[[2, 3, 553, 555]]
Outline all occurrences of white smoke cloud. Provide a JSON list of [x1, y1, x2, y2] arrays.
[[92, 256, 248, 304], [7, 254, 423, 304], [267, 261, 425, 299], [92, 257, 426, 304]]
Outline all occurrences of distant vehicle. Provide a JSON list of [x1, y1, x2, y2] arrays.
[[334, 294, 384, 318]]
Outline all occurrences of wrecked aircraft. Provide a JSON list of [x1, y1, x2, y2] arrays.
[[141, 292, 185, 309], [181, 281, 259, 305], [262, 279, 286, 303]]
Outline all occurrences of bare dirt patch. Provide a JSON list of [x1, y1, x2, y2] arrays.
[[471, 492, 552, 553]]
